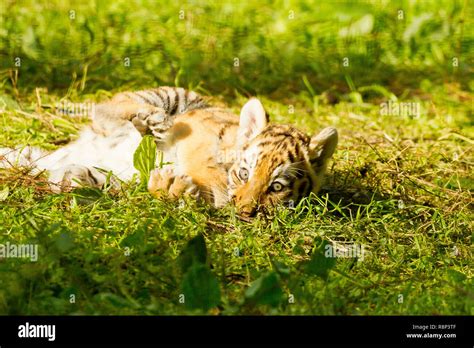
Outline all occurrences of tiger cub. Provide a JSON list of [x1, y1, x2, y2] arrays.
[[0, 87, 338, 217]]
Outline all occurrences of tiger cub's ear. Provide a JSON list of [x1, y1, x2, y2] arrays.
[[237, 98, 268, 147], [309, 127, 338, 172]]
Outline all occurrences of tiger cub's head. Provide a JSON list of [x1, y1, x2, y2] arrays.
[[228, 98, 338, 218]]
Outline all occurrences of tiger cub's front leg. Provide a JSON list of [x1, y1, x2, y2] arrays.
[[148, 168, 199, 200]]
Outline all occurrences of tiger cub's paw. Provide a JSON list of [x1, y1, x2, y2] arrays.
[[49, 165, 107, 193], [131, 107, 170, 138], [148, 168, 199, 200]]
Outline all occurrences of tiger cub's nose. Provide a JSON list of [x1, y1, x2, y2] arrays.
[[237, 205, 257, 219]]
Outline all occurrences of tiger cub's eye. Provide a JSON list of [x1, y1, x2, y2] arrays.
[[239, 168, 249, 182], [271, 182, 283, 192]]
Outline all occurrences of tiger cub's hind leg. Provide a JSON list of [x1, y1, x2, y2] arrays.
[[92, 88, 207, 140], [48, 164, 117, 193], [92, 102, 169, 139]]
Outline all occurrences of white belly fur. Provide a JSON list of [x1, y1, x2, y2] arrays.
[[37, 123, 143, 181]]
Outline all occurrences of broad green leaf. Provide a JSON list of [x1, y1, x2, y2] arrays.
[[0, 94, 20, 110], [120, 228, 145, 248], [181, 264, 220, 311], [245, 271, 284, 307], [447, 269, 466, 283], [52, 118, 79, 133], [358, 85, 397, 101], [178, 234, 207, 273], [161, 215, 176, 231], [95, 293, 131, 308], [55, 232, 75, 252], [71, 187, 103, 204], [133, 135, 157, 186], [271, 258, 291, 278], [304, 238, 336, 279], [348, 91, 363, 104]]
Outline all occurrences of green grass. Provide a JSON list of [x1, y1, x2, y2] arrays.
[[0, 0, 473, 315], [1, 87, 472, 315]]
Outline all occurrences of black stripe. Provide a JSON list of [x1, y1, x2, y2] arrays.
[[288, 150, 295, 162], [170, 91, 179, 115], [145, 90, 162, 106], [310, 157, 324, 168], [166, 92, 171, 112], [307, 174, 313, 192], [218, 126, 226, 140], [295, 168, 305, 179], [297, 179, 309, 199], [265, 111, 270, 122], [230, 170, 239, 184], [133, 94, 149, 104], [157, 90, 168, 110], [86, 168, 99, 185], [137, 91, 155, 105], [259, 140, 275, 148], [184, 90, 189, 108], [154, 91, 165, 107]]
